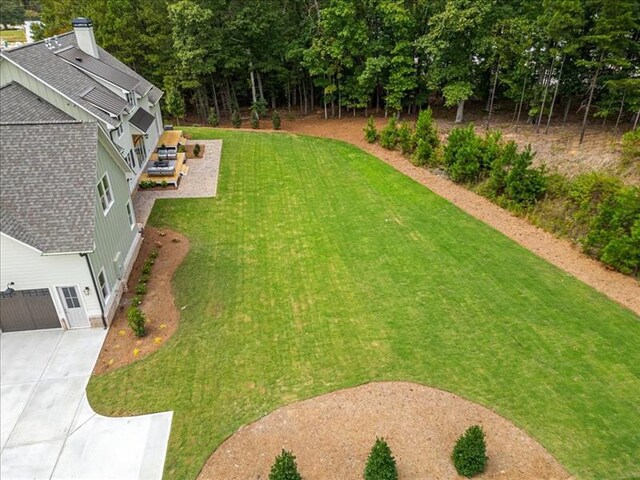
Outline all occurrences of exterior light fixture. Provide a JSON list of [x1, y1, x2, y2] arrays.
[[83, 286, 91, 295], [4, 282, 15, 295]]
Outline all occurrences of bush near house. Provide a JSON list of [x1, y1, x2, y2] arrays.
[[412, 107, 439, 166], [269, 450, 302, 480], [272, 110, 282, 130], [452, 425, 487, 477], [193, 144, 201, 157], [397, 122, 415, 155], [127, 306, 146, 337], [364, 438, 398, 480]]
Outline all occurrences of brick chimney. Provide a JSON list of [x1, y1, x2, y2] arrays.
[[72, 18, 99, 58]]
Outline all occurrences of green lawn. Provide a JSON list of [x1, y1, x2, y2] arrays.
[[0, 29, 26, 42], [87, 129, 640, 479]]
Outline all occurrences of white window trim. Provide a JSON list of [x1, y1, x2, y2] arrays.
[[126, 201, 136, 230], [98, 173, 115, 216], [97, 268, 110, 303]]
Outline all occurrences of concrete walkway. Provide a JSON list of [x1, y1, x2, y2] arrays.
[[134, 140, 222, 225], [1, 329, 172, 479]]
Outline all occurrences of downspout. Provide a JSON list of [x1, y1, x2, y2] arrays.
[[82, 253, 107, 329]]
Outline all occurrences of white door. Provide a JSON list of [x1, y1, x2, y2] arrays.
[[57, 286, 89, 328]]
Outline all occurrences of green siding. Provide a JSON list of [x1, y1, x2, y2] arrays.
[[89, 135, 137, 296]]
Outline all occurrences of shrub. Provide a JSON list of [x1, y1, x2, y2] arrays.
[[253, 98, 268, 118], [268, 449, 302, 480], [131, 295, 143, 307], [364, 116, 378, 143], [379, 117, 398, 150], [250, 109, 260, 129], [397, 122, 415, 155], [139, 272, 150, 285], [413, 107, 439, 166], [621, 129, 639, 164], [135, 282, 147, 295], [443, 124, 484, 183], [364, 438, 397, 480], [452, 425, 487, 477], [486, 140, 517, 198], [272, 110, 282, 130], [584, 185, 640, 275], [232, 110, 241, 128], [142, 261, 153, 275], [139, 180, 156, 189], [207, 108, 219, 127], [161, 180, 168, 188], [193, 143, 201, 157], [150, 250, 159, 260], [127, 306, 146, 337], [504, 146, 547, 206]]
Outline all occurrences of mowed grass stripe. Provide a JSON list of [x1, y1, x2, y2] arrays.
[[88, 129, 640, 479]]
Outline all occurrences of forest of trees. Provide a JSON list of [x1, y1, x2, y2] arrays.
[[32, 0, 640, 139]]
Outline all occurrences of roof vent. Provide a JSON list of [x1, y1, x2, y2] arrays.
[[75, 57, 83, 62]]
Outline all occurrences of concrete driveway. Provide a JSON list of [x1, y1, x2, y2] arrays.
[[1, 329, 172, 479]]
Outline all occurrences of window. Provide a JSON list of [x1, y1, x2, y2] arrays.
[[97, 269, 109, 301], [126, 91, 137, 106], [97, 174, 114, 214], [113, 123, 124, 138], [61, 287, 81, 308], [125, 150, 136, 170], [134, 142, 147, 163], [126, 201, 135, 229]]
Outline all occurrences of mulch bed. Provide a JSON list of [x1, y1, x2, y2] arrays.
[[198, 382, 571, 480], [93, 227, 189, 375]]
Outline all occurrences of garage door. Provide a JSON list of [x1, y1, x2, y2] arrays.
[[0, 289, 61, 332]]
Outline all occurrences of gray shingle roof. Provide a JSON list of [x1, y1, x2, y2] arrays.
[[2, 31, 163, 123], [0, 82, 74, 123], [57, 46, 140, 91], [81, 86, 129, 116], [129, 107, 155, 132], [0, 122, 97, 253]]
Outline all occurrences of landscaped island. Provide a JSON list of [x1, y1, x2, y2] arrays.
[[87, 129, 640, 480]]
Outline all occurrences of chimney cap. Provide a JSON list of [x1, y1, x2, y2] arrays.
[[72, 17, 93, 28]]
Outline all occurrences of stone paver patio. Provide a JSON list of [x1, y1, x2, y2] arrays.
[[134, 140, 222, 225]]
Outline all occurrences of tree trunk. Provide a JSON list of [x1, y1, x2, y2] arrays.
[[514, 75, 528, 130], [580, 52, 604, 145], [455, 100, 465, 123], [302, 77, 308, 116], [485, 62, 500, 130], [634, 108, 639, 131], [545, 54, 565, 134], [536, 56, 555, 133], [376, 86, 380, 113], [337, 76, 342, 119], [309, 79, 314, 111], [257, 71, 265, 100], [563, 98, 571, 124], [210, 76, 220, 119], [249, 61, 257, 104], [287, 82, 291, 112], [615, 90, 626, 130]]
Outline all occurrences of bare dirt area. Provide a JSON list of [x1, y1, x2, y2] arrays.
[[279, 114, 640, 316], [198, 382, 571, 480], [93, 227, 189, 375]]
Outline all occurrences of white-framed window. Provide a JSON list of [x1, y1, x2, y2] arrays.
[[97, 173, 114, 214], [126, 91, 137, 106], [126, 201, 136, 229], [125, 150, 136, 170], [113, 123, 124, 138], [97, 268, 110, 301]]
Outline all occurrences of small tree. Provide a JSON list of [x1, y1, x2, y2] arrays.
[[364, 116, 378, 143], [413, 107, 439, 166], [250, 108, 260, 129], [232, 110, 241, 128], [127, 306, 146, 338], [452, 425, 488, 477], [379, 117, 399, 150], [193, 144, 201, 157], [272, 110, 282, 130], [364, 438, 398, 480], [207, 108, 219, 127], [397, 122, 415, 155], [269, 449, 302, 480]]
